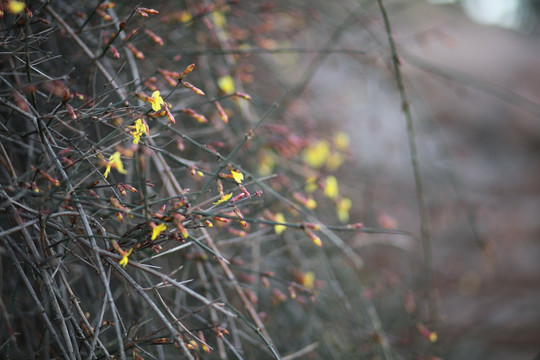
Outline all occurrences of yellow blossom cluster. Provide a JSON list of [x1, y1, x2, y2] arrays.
[[129, 118, 149, 144]]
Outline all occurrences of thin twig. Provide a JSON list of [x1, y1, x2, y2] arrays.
[[0, 235, 72, 359], [105, 258, 196, 360], [375, 0, 437, 326]]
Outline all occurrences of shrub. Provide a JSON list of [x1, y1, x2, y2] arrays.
[[0, 1, 430, 359]]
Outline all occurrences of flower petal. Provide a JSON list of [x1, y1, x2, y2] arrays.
[[231, 170, 244, 184], [213, 192, 233, 205], [324, 175, 339, 199], [274, 213, 287, 235], [151, 223, 167, 240]]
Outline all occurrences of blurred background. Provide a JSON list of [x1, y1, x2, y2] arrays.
[[271, 0, 540, 358]]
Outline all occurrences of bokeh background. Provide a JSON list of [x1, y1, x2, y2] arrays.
[[244, 0, 540, 358], [2, 0, 540, 359]]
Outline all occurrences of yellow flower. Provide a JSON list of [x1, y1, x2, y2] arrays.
[[149, 90, 164, 111], [179, 11, 192, 23], [112, 240, 133, 267], [217, 75, 235, 94], [231, 170, 244, 184], [333, 131, 350, 151], [274, 213, 287, 235], [151, 223, 167, 240], [305, 198, 317, 210], [130, 118, 149, 144], [212, 11, 227, 28], [303, 140, 330, 169], [326, 151, 344, 171], [119, 248, 133, 267], [104, 152, 128, 178], [304, 175, 318, 193], [213, 192, 232, 205], [302, 271, 316, 290], [337, 197, 352, 223], [7, 1, 25, 14], [324, 175, 339, 199], [258, 152, 275, 176]]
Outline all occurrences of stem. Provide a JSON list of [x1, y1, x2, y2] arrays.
[[375, 0, 437, 324]]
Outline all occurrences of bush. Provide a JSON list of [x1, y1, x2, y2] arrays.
[[0, 1, 432, 359]]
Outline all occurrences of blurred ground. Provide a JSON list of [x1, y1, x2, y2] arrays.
[[271, 1, 540, 358]]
